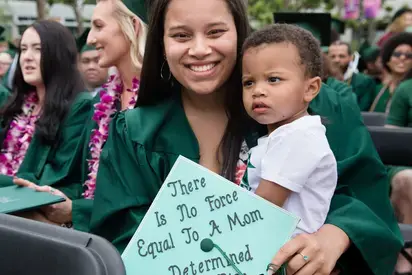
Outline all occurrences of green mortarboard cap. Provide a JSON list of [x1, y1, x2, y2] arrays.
[[358, 40, 370, 56], [331, 18, 345, 34], [321, 46, 329, 53], [122, 0, 148, 23], [273, 12, 332, 46], [76, 28, 96, 53], [4, 41, 18, 58], [362, 46, 380, 62]]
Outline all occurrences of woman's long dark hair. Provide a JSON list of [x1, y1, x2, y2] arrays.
[[137, 0, 252, 181], [0, 20, 84, 144]]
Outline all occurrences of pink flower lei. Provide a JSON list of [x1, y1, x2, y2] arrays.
[[0, 92, 39, 176], [83, 74, 139, 199]]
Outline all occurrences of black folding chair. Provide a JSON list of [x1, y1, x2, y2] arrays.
[[361, 112, 387, 126], [0, 214, 126, 275], [368, 126, 412, 265], [367, 126, 412, 166]]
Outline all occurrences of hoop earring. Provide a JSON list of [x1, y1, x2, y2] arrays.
[[160, 60, 171, 81]]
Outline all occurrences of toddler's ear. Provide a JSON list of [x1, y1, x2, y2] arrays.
[[304, 76, 322, 103]]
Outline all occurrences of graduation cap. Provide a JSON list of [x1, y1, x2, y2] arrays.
[[4, 42, 18, 58], [122, 0, 148, 23], [76, 28, 95, 54], [273, 12, 331, 46], [331, 18, 345, 34], [362, 46, 380, 62], [0, 26, 6, 43]]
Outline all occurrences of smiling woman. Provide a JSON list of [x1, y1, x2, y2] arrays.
[[89, 0, 402, 274]]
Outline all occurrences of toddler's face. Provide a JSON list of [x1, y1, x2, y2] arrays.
[[242, 42, 316, 129]]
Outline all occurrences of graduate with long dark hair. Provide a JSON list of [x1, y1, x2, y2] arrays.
[[90, 0, 402, 274], [0, 20, 92, 223]]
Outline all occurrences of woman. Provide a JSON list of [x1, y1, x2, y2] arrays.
[[90, 0, 402, 274], [0, 20, 92, 221], [369, 32, 412, 113], [384, 69, 412, 275], [387, 69, 412, 127], [13, 0, 148, 231], [377, 8, 412, 47]]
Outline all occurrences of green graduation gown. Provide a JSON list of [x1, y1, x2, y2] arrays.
[[90, 84, 402, 274], [326, 77, 358, 110], [347, 72, 376, 111], [0, 92, 93, 203], [63, 93, 101, 232], [386, 79, 412, 127], [369, 84, 392, 113], [385, 79, 412, 182], [0, 83, 10, 107]]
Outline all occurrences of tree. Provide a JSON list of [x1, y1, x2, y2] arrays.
[[248, 0, 337, 27], [36, 0, 47, 20], [48, 0, 84, 35]]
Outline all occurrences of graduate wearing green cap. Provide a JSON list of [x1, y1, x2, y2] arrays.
[[0, 26, 8, 53], [76, 28, 108, 95], [362, 45, 383, 85], [0, 29, 16, 103]]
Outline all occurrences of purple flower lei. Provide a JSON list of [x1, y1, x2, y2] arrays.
[[83, 74, 139, 199], [0, 92, 39, 176]]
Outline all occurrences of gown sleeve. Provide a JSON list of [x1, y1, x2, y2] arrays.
[[90, 110, 165, 252], [353, 74, 376, 111], [37, 92, 93, 198]]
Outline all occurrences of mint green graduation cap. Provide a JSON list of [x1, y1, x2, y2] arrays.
[[76, 28, 95, 53], [122, 0, 148, 23], [273, 12, 332, 46]]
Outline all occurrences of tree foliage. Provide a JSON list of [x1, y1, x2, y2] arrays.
[[248, 0, 337, 27]]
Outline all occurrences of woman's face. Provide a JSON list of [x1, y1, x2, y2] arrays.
[[387, 44, 412, 75], [89, 0, 131, 68], [163, 0, 238, 96], [403, 12, 412, 28], [19, 27, 43, 86]]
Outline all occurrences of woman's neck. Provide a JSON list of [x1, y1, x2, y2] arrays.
[[391, 73, 404, 85], [389, 73, 405, 92], [35, 85, 45, 106], [116, 58, 140, 91], [116, 58, 140, 110], [181, 88, 226, 113]]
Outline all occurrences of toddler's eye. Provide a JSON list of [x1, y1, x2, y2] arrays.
[[243, 80, 253, 87], [268, 77, 280, 83]]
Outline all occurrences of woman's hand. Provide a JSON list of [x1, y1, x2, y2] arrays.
[[268, 224, 350, 275], [13, 178, 73, 224], [14, 210, 59, 225]]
